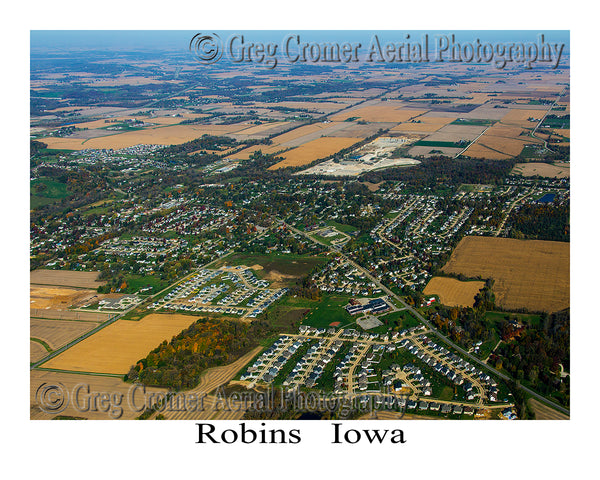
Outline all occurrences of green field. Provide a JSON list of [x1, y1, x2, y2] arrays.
[[30, 177, 70, 208], [265, 294, 353, 330], [124, 274, 170, 294], [451, 119, 494, 126], [325, 221, 358, 234], [378, 310, 422, 330]]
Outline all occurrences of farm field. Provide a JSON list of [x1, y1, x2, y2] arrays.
[[390, 116, 456, 133], [464, 143, 512, 160], [421, 123, 487, 143], [441, 236, 569, 312], [474, 135, 533, 157], [30, 286, 99, 310], [528, 398, 569, 420], [41, 313, 199, 374], [30, 269, 104, 288], [31, 318, 101, 351], [331, 105, 427, 123], [408, 145, 463, 157], [30, 369, 167, 419], [423, 277, 485, 308], [268, 136, 360, 170], [511, 162, 570, 178], [31, 308, 113, 322], [30, 341, 49, 363], [39, 123, 250, 150], [500, 108, 544, 128]]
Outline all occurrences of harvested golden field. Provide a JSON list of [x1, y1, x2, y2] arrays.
[[511, 162, 570, 178], [31, 341, 49, 363], [30, 269, 104, 288], [30, 370, 167, 419], [233, 121, 292, 136], [42, 313, 198, 374], [500, 109, 543, 128], [268, 121, 345, 145], [441, 237, 569, 312], [477, 135, 531, 157], [464, 143, 512, 160], [40, 123, 249, 150], [31, 318, 100, 351], [326, 122, 398, 138], [250, 101, 342, 113], [30, 286, 99, 310], [268, 136, 359, 170], [390, 116, 455, 133], [484, 124, 526, 138], [31, 308, 113, 322], [331, 105, 427, 123], [553, 128, 570, 139], [423, 277, 485, 308], [528, 398, 569, 420]]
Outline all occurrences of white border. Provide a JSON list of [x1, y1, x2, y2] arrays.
[[6, 0, 599, 477]]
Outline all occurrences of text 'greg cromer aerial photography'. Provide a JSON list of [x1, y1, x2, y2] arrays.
[[30, 30, 570, 423]]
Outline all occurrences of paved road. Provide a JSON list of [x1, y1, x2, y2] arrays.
[[30, 250, 236, 371], [283, 221, 570, 417]]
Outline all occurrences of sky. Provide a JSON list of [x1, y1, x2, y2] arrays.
[[31, 30, 570, 52]]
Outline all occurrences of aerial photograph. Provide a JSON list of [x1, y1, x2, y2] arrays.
[[29, 30, 570, 422]]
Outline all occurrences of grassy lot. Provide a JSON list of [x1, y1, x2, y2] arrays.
[[213, 252, 328, 284], [30, 177, 71, 208], [379, 310, 422, 330], [485, 311, 542, 328], [325, 221, 358, 234], [301, 294, 354, 329], [124, 274, 170, 294], [265, 294, 353, 330]]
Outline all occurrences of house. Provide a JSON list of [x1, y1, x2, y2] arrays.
[[441, 404, 452, 414], [453, 405, 464, 415]]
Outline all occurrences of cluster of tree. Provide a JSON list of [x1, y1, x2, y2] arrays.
[[491, 309, 570, 407], [429, 280, 496, 348], [126, 317, 274, 390], [30, 140, 48, 156], [159, 135, 238, 156], [360, 157, 515, 187], [507, 203, 569, 242]]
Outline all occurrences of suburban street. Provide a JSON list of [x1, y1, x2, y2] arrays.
[[283, 220, 570, 416]]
